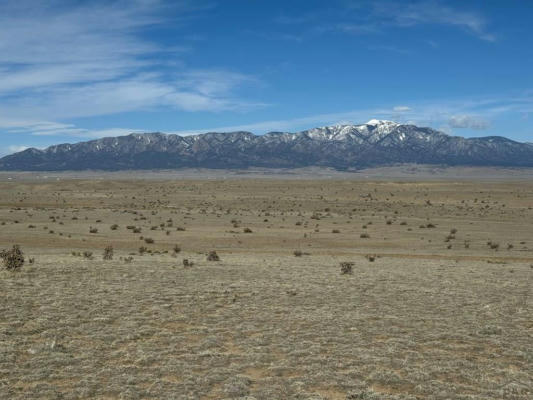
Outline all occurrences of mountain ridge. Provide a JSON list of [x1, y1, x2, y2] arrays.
[[2, 120, 533, 171]]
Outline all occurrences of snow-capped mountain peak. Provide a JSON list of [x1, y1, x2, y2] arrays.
[[2, 121, 533, 170], [365, 119, 399, 126]]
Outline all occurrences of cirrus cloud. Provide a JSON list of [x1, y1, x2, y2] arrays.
[[448, 115, 490, 130], [0, 0, 263, 124]]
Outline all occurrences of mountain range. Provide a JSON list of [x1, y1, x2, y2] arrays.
[[1, 120, 533, 171]]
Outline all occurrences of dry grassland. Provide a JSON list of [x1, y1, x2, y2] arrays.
[[0, 177, 532, 399]]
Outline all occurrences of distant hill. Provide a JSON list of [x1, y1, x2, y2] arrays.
[[2, 119, 533, 171]]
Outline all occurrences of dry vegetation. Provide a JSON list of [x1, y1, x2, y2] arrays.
[[0, 176, 532, 399]]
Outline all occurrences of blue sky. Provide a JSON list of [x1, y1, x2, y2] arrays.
[[1, 0, 533, 155]]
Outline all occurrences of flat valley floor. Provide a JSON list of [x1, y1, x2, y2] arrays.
[[0, 174, 532, 399]]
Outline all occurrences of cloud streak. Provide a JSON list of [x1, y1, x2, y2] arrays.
[[276, 1, 496, 42], [371, 0, 496, 42], [0, 0, 262, 123], [449, 115, 490, 130], [3, 91, 533, 142]]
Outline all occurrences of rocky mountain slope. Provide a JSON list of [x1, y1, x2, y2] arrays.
[[1, 120, 533, 170]]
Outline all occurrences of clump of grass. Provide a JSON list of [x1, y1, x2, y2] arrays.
[[487, 241, 500, 250], [89, 227, 98, 234], [445, 234, 455, 242], [103, 245, 114, 260], [144, 237, 154, 244], [173, 244, 181, 254], [243, 227, 253, 233], [1, 245, 24, 271], [207, 250, 220, 261], [110, 224, 119, 230], [183, 258, 193, 267], [332, 229, 340, 233], [340, 262, 354, 275], [83, 251, 94, 260], [360, 233, 370, 239], [293, 250, 303, 257], [138, 246, 147, 255], [365, 254, 376, 262]]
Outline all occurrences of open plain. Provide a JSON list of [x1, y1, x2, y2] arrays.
[[0, 172, 532, 399]]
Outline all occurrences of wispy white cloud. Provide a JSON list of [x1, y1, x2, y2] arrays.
[[7, 145, 29, 153], [0, 0, 262, 123], [169, 93, 533, 137], [393, 106, 412, 112], [449, 115, 490, 130], [277, 1, 496, 42], [3, 91, 533, 142], [379, 0, 496, 42]]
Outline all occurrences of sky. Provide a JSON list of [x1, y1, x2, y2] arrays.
[[1, 0, 533, 155]]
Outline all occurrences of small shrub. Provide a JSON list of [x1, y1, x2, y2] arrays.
[[293, 250, 303, 257], [1, 245, 25, 270], [83, 251, 94, 260], [144, 237, 154, 244], [173, 244, 181, 253], [110, 224, 119, 230], [360, 233, 370, 239], [103, 245, 114, 260], [89, 227, 98, 234], [124, 256, 134, 264], [332, 229, 340, 233], [365, 254, 376, 262], [243, 227, 253, 233], [183, 258, 193, 267], [487, 241, 499, 250], [340, 262, 354, 275], [207, 250, 220, 261], [138, 246, 147, 255]]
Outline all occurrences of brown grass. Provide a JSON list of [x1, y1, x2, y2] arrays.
[[0, 177, 532, 399]]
